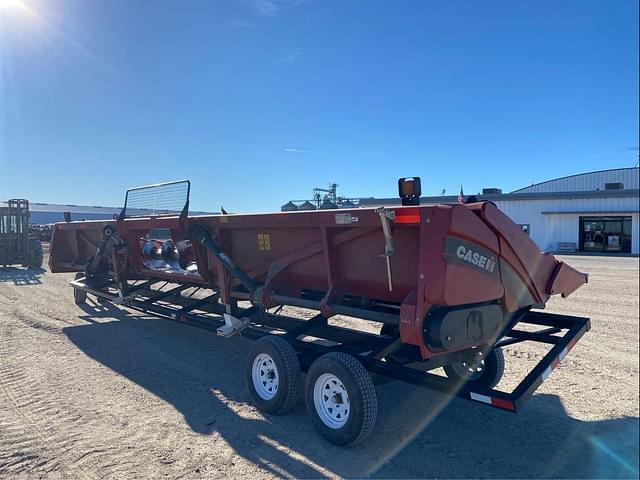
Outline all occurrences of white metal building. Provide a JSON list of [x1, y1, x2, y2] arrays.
[[360, 167, 640, 255], [0, 202, 213, 225]]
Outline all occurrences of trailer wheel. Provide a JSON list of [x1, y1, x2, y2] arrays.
[[246, 336, 301, 415], [73, 272, 87, 305], [444, 348, 505, 389], [305, 352, 377, 446]]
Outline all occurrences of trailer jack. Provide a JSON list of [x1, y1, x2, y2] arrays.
[[218, 313, 250, 337]]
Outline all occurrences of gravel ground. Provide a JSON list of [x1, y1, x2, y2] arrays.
[[0, 255, 638, 479]]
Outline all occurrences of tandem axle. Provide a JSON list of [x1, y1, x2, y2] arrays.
[[70, 275, 589, 445]]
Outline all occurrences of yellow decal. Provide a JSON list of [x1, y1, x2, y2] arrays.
[[257, 233, 271, 251]]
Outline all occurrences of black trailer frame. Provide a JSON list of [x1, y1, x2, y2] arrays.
[[70, 275, 590, 413]]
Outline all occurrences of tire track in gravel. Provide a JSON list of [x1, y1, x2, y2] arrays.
[[2, 257, 638, 478], [0, 274, 148, 478], [1, 268, 229, 479], [0, 312, 96, 479]]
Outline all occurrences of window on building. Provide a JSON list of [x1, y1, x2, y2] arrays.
[[580, 216, 632, 253], [605, 182, 624, 190], [518, 224, 530, 236]]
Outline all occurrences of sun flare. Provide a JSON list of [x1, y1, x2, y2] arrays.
[[0, 0, 29, 12]]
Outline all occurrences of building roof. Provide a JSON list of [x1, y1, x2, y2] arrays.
[[541, 210, 638, 215], [1, 201, 213, 224], [512, 167, 639, 193], [358, 166, 640, 207], [358, 187, 640, 207], [0, 202, 122, 214]]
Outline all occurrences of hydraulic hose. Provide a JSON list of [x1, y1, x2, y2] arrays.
[[187, 224, 259, 296]]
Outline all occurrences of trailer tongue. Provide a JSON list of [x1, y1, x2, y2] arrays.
[[49, 179, 590, 446]]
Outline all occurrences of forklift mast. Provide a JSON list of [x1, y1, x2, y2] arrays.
[[0, 199, 42, 268]]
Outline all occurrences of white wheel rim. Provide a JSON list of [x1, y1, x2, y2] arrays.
[[252, 353, 279, 400], [313, 373, 350, 429]]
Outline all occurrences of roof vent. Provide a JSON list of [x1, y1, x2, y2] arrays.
[[482, 188, 502, 195]]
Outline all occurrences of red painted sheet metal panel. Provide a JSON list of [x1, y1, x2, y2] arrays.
[[421, 204, 504, 306], [478, 202, 559, 307], [449, 204, 500, 253], [49, 220, 113, 273], [548, 261, 589, 298], [48, 203, 586, 315]]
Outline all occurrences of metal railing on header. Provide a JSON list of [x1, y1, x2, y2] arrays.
[[118, 180, 191, 220]]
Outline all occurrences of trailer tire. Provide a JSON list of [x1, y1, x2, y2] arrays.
[[73, 272, 87, 305], [27, 239, 43, 269], [246, 336, 301, 415], [444, 347, 505, 389], [305, 352, 377, 446]]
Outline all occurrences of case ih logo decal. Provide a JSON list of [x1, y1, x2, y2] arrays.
[[456, 245, 497, 272], [444, 236, 499, 278]]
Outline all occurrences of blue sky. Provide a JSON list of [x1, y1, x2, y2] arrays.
[[1, 0, 638, 212]]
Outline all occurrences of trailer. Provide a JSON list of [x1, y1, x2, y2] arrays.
[[48, 179, 590, 446]]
